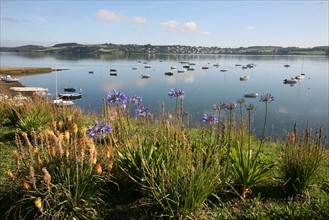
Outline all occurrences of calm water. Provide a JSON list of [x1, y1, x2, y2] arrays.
[[1, 52, 328, 139]]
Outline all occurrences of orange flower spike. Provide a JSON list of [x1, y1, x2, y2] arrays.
[[64, 130, 70, 142], [58, 120, 64, 131], [49, 146, 56, 156], [65, 147, 70, 158], [34, 147, 41, 166], [22, 179, 30, 190], [96, 163, 102, 175], [13, 150, 19, 166], [34, 197, 43, 212], [92, 151, 97, 164], [72, 123, 78, 135], [168, 112, 173, 120], [106, 146, 112, 158], [78, 138, 84, 146], [6, 170, 16, 181], [58, 133, 63, 142], [108, 161, 113, 174]]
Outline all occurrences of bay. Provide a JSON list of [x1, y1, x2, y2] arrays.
[[1, 52, 328, 139]]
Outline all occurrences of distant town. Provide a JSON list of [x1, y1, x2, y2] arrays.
[[1, 43, 328, 56]]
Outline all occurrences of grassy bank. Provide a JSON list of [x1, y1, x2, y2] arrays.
[[0, 90, 328, 219]]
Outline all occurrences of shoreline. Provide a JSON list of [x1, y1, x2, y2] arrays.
[[0, 66, 67, 96]]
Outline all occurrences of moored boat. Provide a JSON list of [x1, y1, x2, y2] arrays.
[[141, 74, 151, 79], [1, 75, 19, 82], [283, 78, 298, 84], [240, 75, 250, 81], [58, 92, 82, 100], [53, 99, 74, 107], [294, 73, 305, 81], [165, 71, 174, 76], [244, 93, 258, 98], [64, 87, 78, 92]]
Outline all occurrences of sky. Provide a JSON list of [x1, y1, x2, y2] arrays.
[[0, 0, 328, 48]]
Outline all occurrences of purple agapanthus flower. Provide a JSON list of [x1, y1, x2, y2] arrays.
[[168, 88, 185, 99], [107, 89, 127, 107], [245, 104, 255, 111], [128, 95, 143, 105], [135, 105, 151, 117], [88, 120, 112, 140], [259, 93, 274, 103], [237, 98, 245, 104], [202, 113, 218, 124], [213, 102, 226, 112], [226, 101, 237, 111]]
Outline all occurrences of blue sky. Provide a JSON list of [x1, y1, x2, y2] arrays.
[[1, 0, 328, 48]]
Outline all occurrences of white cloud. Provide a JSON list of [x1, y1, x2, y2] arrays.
[[130, 16, 147, 24], [96, 9, 127, 21], [160, 20, 210, 35], [161, 20, 198, 33], [182, 21, 197, 32]]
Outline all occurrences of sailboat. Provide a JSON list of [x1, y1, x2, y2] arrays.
[[53, 70, 74, 107]]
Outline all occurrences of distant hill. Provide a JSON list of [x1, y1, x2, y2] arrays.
[[0, 43, 328, 55]]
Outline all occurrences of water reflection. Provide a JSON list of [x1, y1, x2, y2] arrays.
[[1, 52, 328, 139]]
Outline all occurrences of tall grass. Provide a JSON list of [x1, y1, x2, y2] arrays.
[[1, 90, 328, 219], [3, 119, 115, 219], [280, 123, 327, 195]]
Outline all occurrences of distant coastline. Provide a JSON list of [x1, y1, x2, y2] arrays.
[[1, 43, 328, 56]]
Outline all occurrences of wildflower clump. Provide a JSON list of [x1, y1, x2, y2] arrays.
[[5, 119, 114, 219]]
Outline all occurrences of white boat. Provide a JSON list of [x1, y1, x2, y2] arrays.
[[171, 66, 177, 69], [144, 65, 151, 68], [1, 75, 19, 82], [295, 73, 305, 81], [244, 93, 258, 98], [53, 99, 74, 107], [141, 74, 151, 79], [53, 70, 74, 107], [284, 78, 298, 84], [10, 87, 48, 92], [202, 65, 209, 69], [220, 68, 229, 72], [240, 75, 250, 81], [58, 92, 82, 100]]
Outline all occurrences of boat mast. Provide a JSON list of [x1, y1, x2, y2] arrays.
[[55, 70, 58, 100]]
